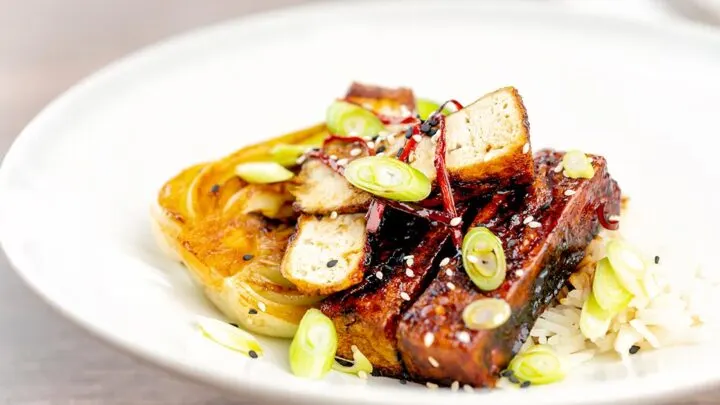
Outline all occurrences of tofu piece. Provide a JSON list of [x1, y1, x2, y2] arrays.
[[281, 214, 367, 295], [345, 81, 416, 117], [292, 160, 372, 215]]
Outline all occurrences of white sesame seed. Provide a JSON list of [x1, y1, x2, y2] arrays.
[[445, 269, 454, 277], [400, 292, 411, 301], [427, 382, 439, 390], [450, 217, 462, 226], [367, 141, 375, 149], [412, 134, 423, 142], [403, 255, 415, 260], [564, 189, 576, 196], [457, 331, 471, 343], [609, 214, 621, 222], [423, 332, 435, 347], [258, 302, 267, 312], [528, 221, 542, 228], [296, 155, 307, 165], [451, 381, 460, 391], [406, 268, 415, 277], [523, 215, 534, 225], [522, 143, 530, 154], [446, 282, 456, 291], [329, 154, 338, 160], [358, 370, 368, 380], [336, 158, 349, 166], [376, 152, 385, 157], [350, 148, 362, 157], [428, 356, 440, 367], [376, 271, 384, 280], [463, 384, 474, 393], [515, 270, 525, 277], [406, 258, 415, 266], [329, 211, 338, 219], [467, 255, 479, 264], [439, 257, 451, 267], [553, 164, 563, 173], [386, 134, 395, 143]]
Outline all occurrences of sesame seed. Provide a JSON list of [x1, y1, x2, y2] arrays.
[[358, 370, 368, 380], [258, 302, 267, 312], [608, 214, 621, 222], [445, 269, 454, 276], [450, 217, 462, 226], [423, 332, 435, 347], [515, 270, 525, 277], [327, 259, 338, 268], [446, 282, 456, 291], [463, 384, 474, 393], [426, 382, 439, 389], [330, 154, 338, 160], [428, 356, 440, 367], [420, 123, 431, 133], [629, 345, 640, 354], [336, 158, 349, 166], [457, 331, 471, 343], [248, 309, 258, 315], [412, 134, 423, 142], [367, 141, 375, 149], [520, 381, 531, 388], [467, 255, 479, 264], [528, 221, 542, 228], [400, 292, 411, 301], [376, 145, 386, 153], [553, 164, 563, 173], [296, 155, 307, 165], [376, 152, 385, 157], [406, 268, 415, 277], [428, 127, 438, 136], [210, 184, 220, 193], [330, 211, 338, 219], [406, 258, 415, 266], [500, 369, 513, 377], [399, 379, 407, 385], [350, 148, 362, 157], [396, 147, 404, 158], [522, 143, 530, 154], [564, 189, 576, 196], [439, 257, 451, 267], [508, 374, 520, 384], [405, 127, 414, 138], [654, 255, 660, 264], [375, 271, 384, 280], [404, 255, 414, 260], [229, 322, 238, 328], [451, 381, 460, 391], [523, 215, 534, 225], [243, 254, 254, 261], [248, 350, 259, 359]]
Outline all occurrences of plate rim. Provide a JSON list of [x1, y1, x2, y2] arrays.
[[2, 1, 720, 403]]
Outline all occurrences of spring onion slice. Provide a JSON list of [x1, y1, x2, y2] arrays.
[[605, 239, 647, 296], [326, 101, 385, 137], [235, 162, 294, 184], [416, 98, 451, 120], [462, 298, 512, 330], [344, 156, 432, 202], [197, 316, 263, 357], [592, 258, 633, 313], [332, 345, 373, 376], [579, 292, 614, 341], [562, 150, 595, 179], [462, 227, 507, 291], [270, 144, 313, 167], [289, 309, 338, 379], [509, 345, 565, 385]]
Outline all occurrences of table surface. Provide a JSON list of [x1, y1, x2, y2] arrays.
[[0, 0, 718, 404]]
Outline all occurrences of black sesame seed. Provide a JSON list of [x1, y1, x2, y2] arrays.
[[428, 117, 439, 127], [508, 375, 520, 384], [242, 254, 254, 261], [500, 369, 513, 378], [248, 309, 258, 315], [371, 134, 380, 141], [654, 256, 660, 264], [210, 184, 220, 193], [405, 128, 414, 138], [396, 148, 404, 158], [376, 146, 386, 153], [229, 323, 239, 328], [399, 379, 407, 385], [520, 381, 531, 388], [327, 259, 338, 268], [248, 350, 259, 359], [428, 127, 438, 136], [420, 122, 431, 133], [629, 345, 640, 355]]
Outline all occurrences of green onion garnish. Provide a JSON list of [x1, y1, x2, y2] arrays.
[[605, 239, 647, 296], [562, 150, 595, 179], [462, 298, 512, 330], [416, 98, 451, 120], [326, 101, 385, 137], [269, 144, 313, 167], [579, 292, 614, 341], [235, 162, 294, 184], [591, 258, 633, 313], [462, 227, 507, 291], [197, 316, 263, 357], [289, 309, 338, 379], [332, 345, 373, 377], [509, 345, 566, 385], [344, 156, 432, 202]]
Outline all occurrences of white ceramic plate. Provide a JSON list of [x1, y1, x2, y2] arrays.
[[2, 1, 720, 404]]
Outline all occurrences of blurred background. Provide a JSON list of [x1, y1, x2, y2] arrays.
[[1, 0, 719, 404]]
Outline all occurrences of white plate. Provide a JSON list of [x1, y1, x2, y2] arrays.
[[2, 1, 720, 404]]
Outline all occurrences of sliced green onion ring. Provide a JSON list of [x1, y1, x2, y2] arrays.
[[326, 101, 385, 137], [197, 316, 263, 357], [562, 150, 595, 179], [462, 227, 507, 291], [332, 345, 373, 376], [289, 309, 338, 379], [579, 292, 614, 341], [270, 144, 313, 167], [462, 298, 512, 330], [509, 344, 566, 385], [605, 239, 647, 297], [344, 156, 432, 202], [416, 98, 451, 120], [235, 162, 294, 184], [592, 258, 633, 313]]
